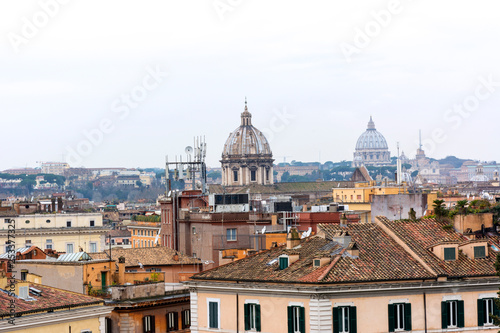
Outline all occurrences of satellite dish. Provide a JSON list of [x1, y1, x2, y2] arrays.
[[185, 146, 193, 154]]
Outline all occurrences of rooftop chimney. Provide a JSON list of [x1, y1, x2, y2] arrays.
[[287, 228, 301, 249]]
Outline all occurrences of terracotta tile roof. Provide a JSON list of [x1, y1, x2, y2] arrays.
[[377, 217, 497, 278], [193, 237, 342, 283], [192, 223, 435, 284], [318, 224, 435, 282], [0, 282, 103, 317], [91, 247, 201, 267]]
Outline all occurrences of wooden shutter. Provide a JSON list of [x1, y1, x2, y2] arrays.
[[244, 304, 250, 331], [441, 301, 448, 329], [174, 312, 179, 331], [457, 300, 464, 328], [209, 302, 218, 328], [332, 307, 340, 333], [142, 316, 147, 333], [299, 306, 305, 333], [256, 304, 261, 332], [150, 316, 155, 332], [287, 306, 294, 333], [388, 304, 395, 332], [349, 306, 357, 333], [404, 303, 412, 331], [477, 299, 484, 327]]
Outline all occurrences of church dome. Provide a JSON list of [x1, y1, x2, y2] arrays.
[[222, 102, 272, 156], [355, 117, 388, 150]]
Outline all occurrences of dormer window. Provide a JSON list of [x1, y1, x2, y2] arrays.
[[313, 259, 321, 267], [444, 247, 456, 261], [279, 255, 289, 270], [474, 246, 486, 259]]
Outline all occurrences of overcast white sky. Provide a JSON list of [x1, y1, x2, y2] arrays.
[[1, 0, 499, 170]]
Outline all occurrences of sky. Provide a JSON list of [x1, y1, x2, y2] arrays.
[[1, 0, 499, 170]]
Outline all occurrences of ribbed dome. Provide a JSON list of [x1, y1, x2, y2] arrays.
[[355, 117, 388, 150], [222, 102, 272, 156]]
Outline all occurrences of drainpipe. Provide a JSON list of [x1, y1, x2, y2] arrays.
[[236, 292, 239, 333], [423, 292, 427, 333]]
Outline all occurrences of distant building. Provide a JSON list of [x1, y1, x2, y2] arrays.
[[352, 117, 391, 167], [0, 211, 107, 253], [221, 100, 274, 186], [40, 161, 69, 175], [274, 164, 320, 182]]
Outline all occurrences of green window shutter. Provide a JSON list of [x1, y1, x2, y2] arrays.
[[299, 306, 305, 333], [444, 247, 456, 260], [494, 299, 500, 316], [349, 306, 357, 333], [441, 301, 448, 329], [287, 306, 294, 333], [477, 299, 484, 326], [244, 304, 250, 331], [474, 246, 486, 258], [280, 257, 288, 270], [151, 315, 155, 332], [457, 300, 465, 328], [332, 307, 340, 333], [404, 303, 412, 331], [388, 304, 395, 332], [256, 304, 261, 332], [209, 302, 218, 328]]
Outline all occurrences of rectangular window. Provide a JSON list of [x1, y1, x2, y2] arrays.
[[357, 195, 362, 200], [192, 227, 196, 234], [21, 270, 27, 280], [66, 243, 74, 253], [19, 286, 28, 299], [244, 303, 261, 331], [333, 306, 356, 333], [226, 228, 237, 241], [313, 259, 321, 267], [233, 170, 238, 182], [182, 309, 191, 329], [208, 300, 220, 329], [66, 220, 72, 227], [388, 303, 411, 332], [444, 247, 456, 261], [478, 298, 499, 326], [143, 315, 155, 333], [251, 170, 257, 182], [166, 312, 178, 331], [90, 220, 95, 227], [89, 242, 97, 253], [474, 246, 486, 258], [288, 306, 305, 333], [279, 256, 289, 270], [441, 300, 464, 328]]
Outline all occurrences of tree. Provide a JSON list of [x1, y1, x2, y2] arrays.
[[456, 200, 468, 214], [433, 199, 448, 220]]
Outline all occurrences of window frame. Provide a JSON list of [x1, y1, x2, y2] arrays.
[[474, 246, 486, 259], [182, 309, 191, 329], [207, 298, 220, 329], [478, 297, 499, 326], [333, 305, 357, 333], [388, 302, 411, 332], [226, 228, 237, 242], [244, 302, 261, 332], [143, 315, 155, 333], [441, 300, 464, 329], [443, 247, 456, 261], [288, 305, 305, 333], [166, 311, 179, 331]]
